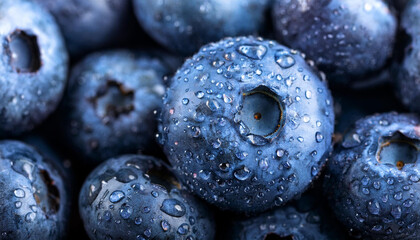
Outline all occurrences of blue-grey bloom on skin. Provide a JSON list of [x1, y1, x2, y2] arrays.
[[0, 140, 70, 240], [0, 0, 68, 137], [273, 0, 397, 82], [133, 0, 271, 55], [160, 36, 335, 214], [61, 50, 176, 164], [325, 112, 420, 239], [79, 154, 215, 240]]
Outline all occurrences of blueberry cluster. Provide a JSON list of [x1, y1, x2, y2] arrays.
[[0, 0, 419, 239]]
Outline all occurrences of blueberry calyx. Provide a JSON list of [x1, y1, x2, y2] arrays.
[[90, 80, 134, 122], [235, 85, 284, 145], [6, 29, 41, 73], [377, 131, 419, 170], [36, 169, 60, 215]]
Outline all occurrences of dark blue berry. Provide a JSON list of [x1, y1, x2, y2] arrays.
[[60, 50, 174, 164], [0, 140, 70, 239], [395, 0, 420, 113], [325, 112, 420, 239], [33, 0, 135, 56], [228, 186, 347, 240], [79, 154, 215, 240], [159, 36, 335, 213], [0, 0, 68, 137], [133, 0, 271, 55], [272, 0, 397, 81]]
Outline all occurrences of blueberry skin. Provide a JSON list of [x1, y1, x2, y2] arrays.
[[272, 0, 397, 81], [228, 188, 347, 240], [324, 113, 420, 239], [79, 154, 215, 240], [0, 0, 68, 137], [160, 36, 335, 213], [395, 0, 420, 113], [133, 0, 271, 55], [33, 0, 133, 56], [0, 140, 69, 240], [61, 50, 172, 164]]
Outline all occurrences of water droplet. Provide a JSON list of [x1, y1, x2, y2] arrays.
[[409, 175, 419, 182], [372, 225, 383, 232], [367, 200, 380, 215], [134, 217, 143, 225], [25, 212, 36, 222], [195, 91, 204, 99], [391, 206, 402, 219], [198, 170, 211, 180], [11, 159, 35, 181], [160, 199, 186, 217], [223, 94, 233, 103], [14, 188, 25, 198], [182, 98, 189, 105], [109, 190, 125, 203], [276, 149, 285, 158], [161, 220, 171, 232], [177, 223, 190, 235], [236, 44, 267, 60], [311, 166, 318, 176], [403, 199, 414, 208], [119, 204, 133, 219], [206, 99, 221, 111], [259, 159, 269, 170], [15, 201, 22, 208], [275, 49, 295, 68], [305, 91, 312, 99], [393, 192, 403, 200], [104, 210, 112, 221], [274, 196, 284, 206], [233, 166, 251, 181], [144, 228, 152, 238], [315, 132, 324, 143], [151, 191, 159, 198]]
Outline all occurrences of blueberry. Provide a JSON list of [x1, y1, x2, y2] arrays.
[[33, 0, 134, 56], [0, 0, 68, 137], [133, 0, 271, 55], [324, 112, 420, 239], [272, 0, 397, 81], [228, 186, 347, 240], [0, 140, 69, 239], [79, 154, 215, 240], [60, 50, 175, 164], [159, 36, 335, 213], [395, 0, 420, 113]]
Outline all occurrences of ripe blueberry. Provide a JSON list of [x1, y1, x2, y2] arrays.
[[160, 36, 335, 213]]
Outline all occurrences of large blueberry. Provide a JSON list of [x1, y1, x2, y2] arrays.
[[0, 0, 68, 137], [395, 0, 420, 113], [228, 187, 347, 240], [61, 50, 175, 164], [133, 0, 271, 55], [79, 154, 215, 240], [159, 36, 335, 213], [272, 0, 397, 81], [325, 113, 420, 239], [33, 0, 134, 56], [0, 140, 69, 240]]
